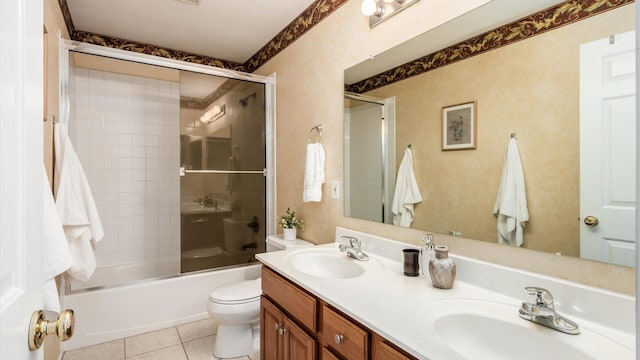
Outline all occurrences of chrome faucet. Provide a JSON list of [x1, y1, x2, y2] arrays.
[[338, 236, 369, 261], [518, 287, 580, 335], [193, 194, 216, 207]]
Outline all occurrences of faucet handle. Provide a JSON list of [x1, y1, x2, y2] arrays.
[[340, 236, 361, 249], [525, 287, 554, 308]]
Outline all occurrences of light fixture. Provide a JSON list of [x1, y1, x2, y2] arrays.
[[360, 0, 381, 17], [362, 0, 420, 28], [200, 104, 225, 124]]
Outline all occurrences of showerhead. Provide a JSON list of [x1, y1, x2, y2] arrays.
[[239, 92, 257, 107]]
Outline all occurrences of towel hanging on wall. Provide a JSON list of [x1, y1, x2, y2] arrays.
[[42, 166, 73, 313], [303, 142, 325, 202], [54, 123, 104, 282], [391, 147, 423, 227], [493, 137, 529, 246]]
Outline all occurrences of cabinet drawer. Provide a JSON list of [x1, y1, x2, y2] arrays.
[[262, 266, 318, 332], [321, 304, 368, 360]]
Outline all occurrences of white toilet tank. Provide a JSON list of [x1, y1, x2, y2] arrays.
[[265, 235, 313, 252]]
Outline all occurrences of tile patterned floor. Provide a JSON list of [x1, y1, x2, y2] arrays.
[[62, 319, 260, 360]]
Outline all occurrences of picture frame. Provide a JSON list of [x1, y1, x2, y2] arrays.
[[442, 101, 476, 151]]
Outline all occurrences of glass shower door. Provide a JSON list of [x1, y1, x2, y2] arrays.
[[180, 73, 266, 273]]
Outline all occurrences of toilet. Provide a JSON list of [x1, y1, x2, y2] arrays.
[[207, 235, 313, 358]]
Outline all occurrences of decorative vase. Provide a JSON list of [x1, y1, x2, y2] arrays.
[[282, 228, 297, 242], [429, 245, 456, 289]]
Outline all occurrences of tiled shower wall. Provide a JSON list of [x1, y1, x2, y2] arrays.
[[69, 67, 180, 267]]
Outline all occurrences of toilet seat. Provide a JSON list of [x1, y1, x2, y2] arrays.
[[209, 279, 262, 305]]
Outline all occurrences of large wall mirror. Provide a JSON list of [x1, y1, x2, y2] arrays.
[[344, 0, 636, 267]]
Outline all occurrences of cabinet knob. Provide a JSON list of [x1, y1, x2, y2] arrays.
[[274, 322, 281, 330], [334, 334, 345, 344], [278, 327, 287, 336]]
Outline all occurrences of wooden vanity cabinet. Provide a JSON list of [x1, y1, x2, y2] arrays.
[[261, 266, 417, 360]]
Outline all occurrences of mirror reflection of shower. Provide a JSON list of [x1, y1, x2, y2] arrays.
[[239, 92, 256, 107]]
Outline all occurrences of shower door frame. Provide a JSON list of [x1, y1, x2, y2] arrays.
[[58, 39, 277, 248]]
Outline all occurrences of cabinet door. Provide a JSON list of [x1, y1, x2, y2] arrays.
[[372, 334, 415, 360], [321, 347, 342, 360], [261, 297, 283, 360], [283, 316, 316, 360]]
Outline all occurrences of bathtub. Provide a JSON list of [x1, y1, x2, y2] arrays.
[[68, 257, 181, 291], [62, 263, 262, 351]]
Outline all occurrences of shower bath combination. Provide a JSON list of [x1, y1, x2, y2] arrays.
[[65, 50, 269, 288]]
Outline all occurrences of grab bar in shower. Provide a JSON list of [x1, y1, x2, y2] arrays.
[[179, 167, 267, 176]]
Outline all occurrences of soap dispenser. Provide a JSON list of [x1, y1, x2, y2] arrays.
[[421, 234, 435, 280]]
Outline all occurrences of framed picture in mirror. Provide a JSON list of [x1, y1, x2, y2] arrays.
[[442, 101, 476, 150]]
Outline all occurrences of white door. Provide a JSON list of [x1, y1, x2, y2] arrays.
[[580, 31, 636, 267], [0, 0, 45, 359]]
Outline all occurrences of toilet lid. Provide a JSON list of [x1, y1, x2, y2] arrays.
[[209, 278, 262, 304]]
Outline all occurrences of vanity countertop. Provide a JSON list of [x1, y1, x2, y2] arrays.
[[255, 228, 636, 359]]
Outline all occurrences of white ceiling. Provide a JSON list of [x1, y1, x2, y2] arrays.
[[66, 0, 317, 63]]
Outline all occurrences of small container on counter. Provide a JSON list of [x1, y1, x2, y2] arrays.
[[429, 245, 456, 289], [402, 249, 420, 277]]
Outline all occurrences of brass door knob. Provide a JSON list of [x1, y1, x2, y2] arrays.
[[584, 216, 599, 227], [28, 309, 75, 351]]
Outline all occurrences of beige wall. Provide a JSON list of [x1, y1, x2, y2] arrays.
[[256, 1, 635, 294], [364, 6, 634, 257], [44, 0, 70, 185], [71, 52, 179, 82]]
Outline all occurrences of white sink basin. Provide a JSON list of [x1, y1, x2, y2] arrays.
[[284, 248, 383, 279], [417, 299, 634, 360]]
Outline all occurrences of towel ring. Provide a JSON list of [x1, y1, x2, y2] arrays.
[[308, 124, 323, 143]]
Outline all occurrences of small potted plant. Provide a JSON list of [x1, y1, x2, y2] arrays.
[[279, 207, 303, 242]]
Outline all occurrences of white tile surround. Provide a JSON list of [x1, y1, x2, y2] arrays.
[[69, 67, 181, 269]]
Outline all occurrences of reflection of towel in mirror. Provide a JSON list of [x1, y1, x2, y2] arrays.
[[391, 148, 423, 227], [493, 138, 529, 246], [43, 166, 73, 313], [303, 143, 325, 202], [54, 123, 104, 282]]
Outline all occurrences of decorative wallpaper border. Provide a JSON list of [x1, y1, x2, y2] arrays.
[[243, 0, 350, 72], [346, 0, 634, 94], [59, 0, 348, 73], [72, 30, 245, 71], [180, 79, 242, 110], [57, 0, 74, 36]]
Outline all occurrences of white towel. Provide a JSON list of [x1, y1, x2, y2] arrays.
[[303, 143, 325, 202], [54, 123, 104, 282], [391, 148, 423, 227], [493, 138, 529, 246], [42, 166, 73, 313]]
